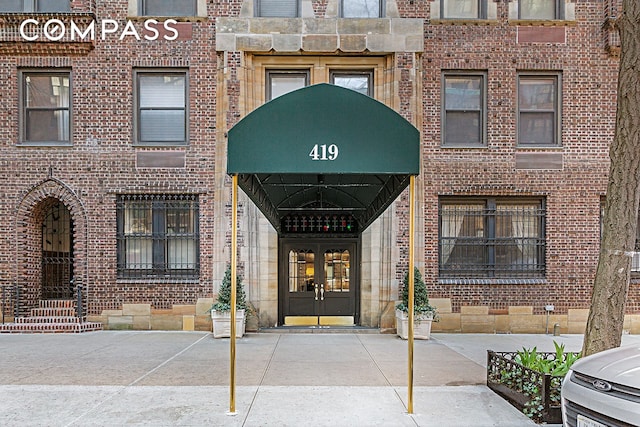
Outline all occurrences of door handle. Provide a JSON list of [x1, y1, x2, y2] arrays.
[[320, 283, 324, 301], [314, 283, 319, 301]]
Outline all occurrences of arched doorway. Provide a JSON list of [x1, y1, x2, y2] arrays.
[[41, 200, 74, 299]]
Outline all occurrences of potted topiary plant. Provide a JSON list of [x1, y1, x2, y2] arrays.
[[210, 266, 248, 338], [396, 267, 437, 340]]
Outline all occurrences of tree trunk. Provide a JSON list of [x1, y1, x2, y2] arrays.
[[582, 0, 640, 357]]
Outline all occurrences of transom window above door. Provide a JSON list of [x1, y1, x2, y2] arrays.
[[267, 70, 309, 100], [331, 70, 373, 97]]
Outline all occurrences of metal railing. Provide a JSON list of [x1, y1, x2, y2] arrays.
[[1, 285, 20, 324]]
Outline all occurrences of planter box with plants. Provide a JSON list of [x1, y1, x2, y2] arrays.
[[395, 268, 438, 340], [486, 342, 580, 424], [210, 266, 247, 338]]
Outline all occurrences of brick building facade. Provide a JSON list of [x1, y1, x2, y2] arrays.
[[1, 0, 638, 333]]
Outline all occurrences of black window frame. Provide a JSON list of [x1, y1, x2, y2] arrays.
[[440, 0, 487, 19], [116, 194, 200, 279], [19, 69, 72, 146], [134, 69, 188, 146], [441, 71, 487, 147], [517, 72, 562, 147], [439, 197, 546, 279]]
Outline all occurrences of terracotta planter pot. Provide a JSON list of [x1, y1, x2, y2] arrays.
[[211, 309, 246, 338], [395, 309, 433, 340]]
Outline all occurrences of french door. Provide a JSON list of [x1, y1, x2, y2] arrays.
[[280, 239, 358, 326]]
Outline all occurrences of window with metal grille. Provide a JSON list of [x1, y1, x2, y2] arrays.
[[117, 195, 199, 279], [134, 70, 187, 146], [0, 0, 70, 12], [439, 198, 546, 278], [600, 200, 640, 274]]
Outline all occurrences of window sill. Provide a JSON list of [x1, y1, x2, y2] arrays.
[[441, 144, 486, 149], [438, 278, 547, 285], [430, 19, 498, 26], [516, 145, 563, 150], [127, 15, 207, 23], [17, 141, 73, 147], [509, 19, 576, 27], [117, 277, 200, 284]]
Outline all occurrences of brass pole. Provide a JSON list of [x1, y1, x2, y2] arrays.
[[408, 174, 415, 414], [229, 174, 238, 414]]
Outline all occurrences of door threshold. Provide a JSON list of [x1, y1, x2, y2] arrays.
[[259, 326, 380, 334]]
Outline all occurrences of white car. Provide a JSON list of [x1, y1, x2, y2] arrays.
[[561, 344, 640, 427]]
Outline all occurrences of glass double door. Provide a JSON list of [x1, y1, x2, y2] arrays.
[[280, 240, 357, 326]]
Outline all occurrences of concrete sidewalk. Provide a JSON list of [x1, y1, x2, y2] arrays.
[[1, 331, 638, 426]]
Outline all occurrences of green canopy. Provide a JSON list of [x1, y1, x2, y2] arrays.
[[227, 83, 420, 233]]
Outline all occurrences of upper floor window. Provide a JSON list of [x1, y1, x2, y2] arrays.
[[519, 0, 562, 20], [341, 0, 383, 18], [117, 194, 200, 279], [331, 70, 372, 97], [439, 198, 546, 279], [267, 70, 308, 100], [256, 0, 299, 17], [0, 0, 70, 12], [442, 72, 486, 146], [20, 71, 71, 145], [441, 0, 486, 19], [517, 73, 561, 146], [139, 0, 196, 16], [135, 70, 187, 146]]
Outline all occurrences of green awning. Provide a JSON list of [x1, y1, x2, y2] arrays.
[[227, 83, 420, 233]]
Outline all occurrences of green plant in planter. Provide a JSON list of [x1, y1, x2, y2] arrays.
[[396, 267, 438, 319], [211, 266, 247, 312]]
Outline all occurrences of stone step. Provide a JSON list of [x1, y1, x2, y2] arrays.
[[0, 322, 103, 334]]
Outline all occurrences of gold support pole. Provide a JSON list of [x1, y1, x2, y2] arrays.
[[229, 174, 238, 415], [408, 174, 415, 414]]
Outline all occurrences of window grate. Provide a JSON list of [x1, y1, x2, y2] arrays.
[[117, 194, 199, 279], [439, 200, 546, 278]]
